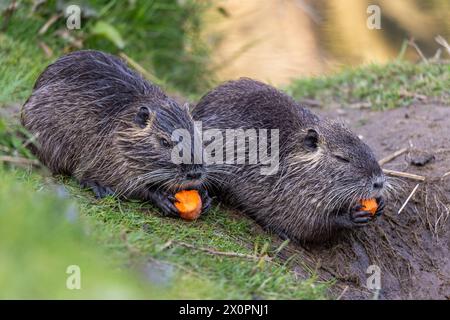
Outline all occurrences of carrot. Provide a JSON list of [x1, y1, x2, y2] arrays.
[[360, 198, 378, 216], [174, 190, 202, 221]]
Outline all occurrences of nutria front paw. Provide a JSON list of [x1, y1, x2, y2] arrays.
[[350, 204, 374, 226], [334, 204, 375, 229], [375, 197, 385, 217], [199, 189, 212, 214], [150, 190, 179, 217], [80, 180, 115, 199]]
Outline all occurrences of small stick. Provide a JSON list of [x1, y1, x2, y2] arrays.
[[118, 52, 162, 85], [38, 41, 53, 58], [336, 285, 349, 300], [158, 240, 173, 252], [398, 184, 420, 215], [0, 156, 40, 166], [31, 0, 47, 14], [382, 169, 426, 182], [431, 48, 442, 61], [378, 148, 408, 166], [435, 35, 450, 56], [175, 241, 272, 261], [408, 38, 428, 64], [441, 171, 450, 179], [38, 13, 63, 35]]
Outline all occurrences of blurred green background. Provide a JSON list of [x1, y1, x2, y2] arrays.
[[0, 0, 448, 299], [203, 0, 449, 84]]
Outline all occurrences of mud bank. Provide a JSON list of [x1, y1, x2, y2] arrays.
[[281, 103, 450, 299]]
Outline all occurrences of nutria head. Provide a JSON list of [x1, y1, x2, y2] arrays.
[[116, 99, 206, 193], [285, 118, 387, 237]]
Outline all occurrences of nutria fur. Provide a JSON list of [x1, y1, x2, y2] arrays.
[[21, 50, 210, 216], [193, 78, 387, 242]]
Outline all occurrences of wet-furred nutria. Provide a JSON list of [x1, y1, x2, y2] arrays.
[[21, 50, 211, 217], [193, 78, 387, 242]]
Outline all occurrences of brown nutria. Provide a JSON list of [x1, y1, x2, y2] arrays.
[[21, 50, 211, 217], [193, 78, 387, 242]]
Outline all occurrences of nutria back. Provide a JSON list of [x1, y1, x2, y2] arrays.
[[193, 78, 387, 242], [21, 50, 210, 216]]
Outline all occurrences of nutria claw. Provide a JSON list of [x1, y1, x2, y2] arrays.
[[350, 205, 374, 226], [199, 189, 212, 214], [150, 190, 179, 217], [375, 197, 385, 217], [80, 180, 115, 199]]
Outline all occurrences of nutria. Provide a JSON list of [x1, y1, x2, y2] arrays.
[[193, 78, 386, 242], [21, 50, 211, 217]]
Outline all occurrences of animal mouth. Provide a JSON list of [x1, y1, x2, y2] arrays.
[[179, 171, 206, 191], [166, 178, 204, 193], [179, 180, 204, 191]]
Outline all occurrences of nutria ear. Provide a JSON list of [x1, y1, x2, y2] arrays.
[[134, 106, 154, 128], [303, 129, 319, 151]]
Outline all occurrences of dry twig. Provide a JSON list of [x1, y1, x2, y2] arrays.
[[408, 38, 428, 64], [336, 285, 349, 300], [435, 35, 450, 56], [175, 241, 272, 262], [441, 171, 450, 179], [38, 13, 63, 35], [38, 41, 53, 58], [378, 148, 408, 166], [119, 52, 162, 85], [382, 169, 426, 182], [0, 156, 40, 167], [398, 184, 420, 215]]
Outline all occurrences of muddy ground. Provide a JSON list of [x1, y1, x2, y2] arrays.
[[277, 102, 450, 300]]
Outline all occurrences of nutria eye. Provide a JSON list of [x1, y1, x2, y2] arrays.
[[160, 138, 171, 148], [334, 154, 350, 163]]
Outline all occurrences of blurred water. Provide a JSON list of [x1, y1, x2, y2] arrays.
[[204, 0, 450, 85]]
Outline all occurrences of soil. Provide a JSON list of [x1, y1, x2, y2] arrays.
[[278, 103, 450, 300]]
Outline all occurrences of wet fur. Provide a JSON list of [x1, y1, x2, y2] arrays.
[[193, 78, 388, 242], [21, 50, 205, 207]]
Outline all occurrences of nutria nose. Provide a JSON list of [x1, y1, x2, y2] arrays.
[[373, 181, 384, 189], [372, 176, 385, 190], [186, 171, 202, 180]]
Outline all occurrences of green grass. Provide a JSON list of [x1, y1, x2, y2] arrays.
[[0, 167, 327, 299], [60, 176, 327, 299], [286, 62, 450, 110], [0, 34, 48, 104], [1, 0, 213, 97], [0, 168, 230, 299], [0, 1, 327, 300], [0, 1, 328, 300]]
